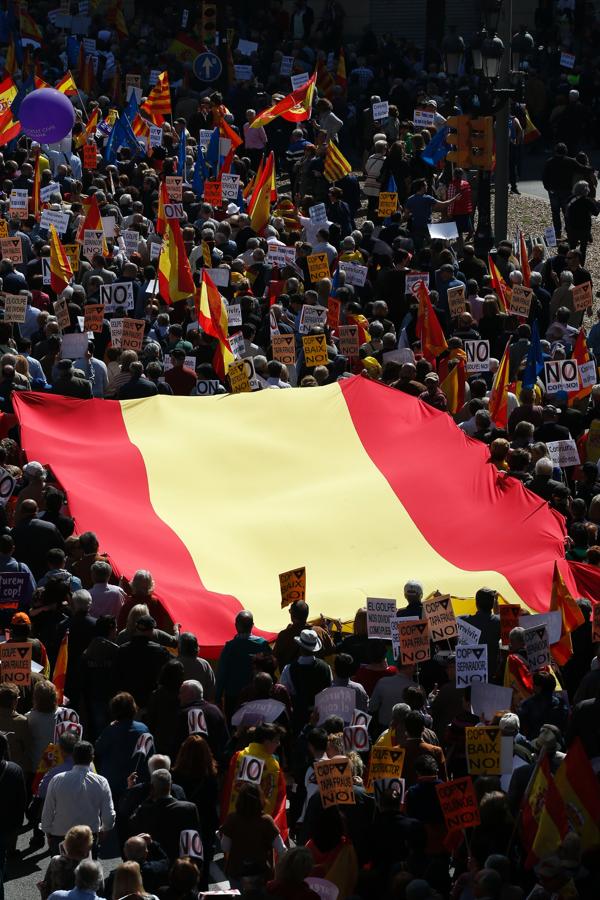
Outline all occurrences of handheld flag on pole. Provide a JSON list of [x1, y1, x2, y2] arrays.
[[192, 147, 208, 198], [196, 270, 234, 379], [55, 71, 78, 96], [521, 320, 544, 390], [549, 560, 584, 665], [488, 342, 510, 430], [324, 142, 351, 182], [416, 280, 447, 364], [421, 126, 450, 167], [158, 219, 194, 304], [141, 70, 171, 125], [250, 73, 316, 128], [488, 254, 509, 312], [49, 225, 73, 295], [52, 631, 69, 705]]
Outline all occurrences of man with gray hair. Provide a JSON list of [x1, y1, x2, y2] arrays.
[[72, 859, 104, 895], [118, 754, 186, 826], [66, 590, 97, 706], [174, 680, 228, 765], [528, 456, 562, 501], [128, 769, 199, 862], [89, 559, 126, 618]]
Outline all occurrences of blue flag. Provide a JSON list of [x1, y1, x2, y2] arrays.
[[331, 268, 340, 297], [205, 127, 220, 174], [177, 129, 187, 177], [385, 174, 397, 193], [522, 319, 544, 389], [104, 113, 141, 165], [421, 126, 450, 167], [66, 36, 80, 68], [192, 146, 208, 197]]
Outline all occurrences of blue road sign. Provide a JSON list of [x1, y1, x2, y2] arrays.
[[193, 52, 223, 83]]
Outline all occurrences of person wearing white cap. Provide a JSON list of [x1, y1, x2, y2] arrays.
[[397, 580, 424, 619], [278, 629, 332, 729], [15, 461, 47, 517]]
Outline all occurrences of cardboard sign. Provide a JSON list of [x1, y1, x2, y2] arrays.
[[149, 125, 163, 148], [560, 51, 576, 69], [372, 101, 389, 121], [9, 189, 28, 219], [0, 237, 23, 264], [99, 281, 134, 313], [343, 725, 370, 753], [465, 340, 490, 373], [229, 331, 245, 359], [133, 732, 155, 757], [194, 380, 221, 396], [83, 143, 97, 169], [373, 777, 405, 808], [234, 64, 253, 81], [544, 225, 557, 248], [40, 209, 70, 235], [299, 304, 328, 334], [179, 829, 203, 860], [122, 230, 139, 256], [436, 777, 480, 832], [423, 595, 457, 642], [327, 296, 341, 329], [83, 229, 104, 260], [291, 72, 309, 90], [55, 707, 80, 724], [592, 603, 600, 642], [0, 642, 31, 685], [546, 439, 580, 468], [0, 466, 16, 507], [309, 203, 328, 225], [206, 267, 229, 287], [302, 334, 328, 367], [0, 220, 8, 238], [397, 619, 430, 665], [63, 243, 80, 273], [40, 182, 61, 203], [226, 303, 242, 327], [315, 686, 355, 725], [166, 176, 183, 201], [338, 261, 368, 287], [60, 332, 88, 359], [366, 746, 405, 790], [279, 566, 306, 607], [578, 359, 597, 389], [271, 333, 296, 366], [456, 645, 488, 687], [352, 709, 372, 729], [187, 708, 208, 735], [314, 756, 355, 809], [366, 597, 396, 638], [54, 721, 83, 743], [447, 284, 466, 317], [457, 617, 482, 646], [509, 284, 533, 317], [413, 108, 436, 128], [545, 359, 579, 394], [280, 56, 294, 76], [499, 604, 522, 645], [227, 359, 251, 393], [221, 173, 240, 200], [2, 293, 27, 323], [267, 246, 296, 268], [522, 624, 550, 670], [307, 252, 330, 283], [204, 180, 222, 206], [470, 683, 513, 722], [406, 272, 429, 295], [231, 699, 286, 727], [118, 318, 145, 351], [338, 325, 360, 357], [83, 304, 104, 333], [465, 726, 502, 775], [378, 192, 397, 217], [572, 281, 593, 312], [53, 297, 71, 331]]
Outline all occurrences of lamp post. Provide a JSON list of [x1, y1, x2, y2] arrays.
[[492, 0, 512, 243], [442, 30, 466, 77]]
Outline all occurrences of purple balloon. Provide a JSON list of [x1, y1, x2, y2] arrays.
[[19, 88, 75, 143]]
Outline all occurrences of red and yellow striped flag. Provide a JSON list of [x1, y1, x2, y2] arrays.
[[549, 560, 584, 665], [52, 632, 69, 705], [416, 280, 447, 364], [250, 73, 316, 128], [0, 108, 21, 147], [55, 71, 78, 96], [14, 377, 600, 654], [488, 342, 510, 430], [76, 194, 107, 255], [34, 75, 51, 90], [555, 738, 600, 851], [488, 254, 509, 312], [156, 179, 170, 236], [158, 218, 194, 304], [196, 270, 234, 378], [74, 108, 99, 149], [249, 151, 275, 235], [440, 359, 466, 415], [569, 327, 594, 406], [324, 141, 351, 182], [49, 224, 73, 294], [141, 71, 171, 125]]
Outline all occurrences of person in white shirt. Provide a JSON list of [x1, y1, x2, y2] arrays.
[[41, 741, 115, 856], [459, 399, 486, 436], [89, 560, 126, 618], [74, 343, 109, 399]]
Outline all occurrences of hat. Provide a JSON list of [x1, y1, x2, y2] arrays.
[[23, 461, 46, 479], [404, 579, 423, 597], [362, 357, 382, 377], [499, 712, 520, 735], [294, 628, 322, 653], [226, 202, 240, 215], [424, 372, 439, 383], [135, 614, 157, 631], [11, 612, 31, 626]]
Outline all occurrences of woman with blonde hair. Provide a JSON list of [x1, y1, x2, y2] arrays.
[[116, 603, 176, 648], [39, 825, 93, 899], [117, 569, 175, 634], [112, 860, 158, 900], [26, 679, 58, 768]]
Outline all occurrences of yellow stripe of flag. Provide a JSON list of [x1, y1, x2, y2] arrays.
[[324, 142, 351, 182]]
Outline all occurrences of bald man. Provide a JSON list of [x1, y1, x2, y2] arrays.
[[12, 498, 65, 579]]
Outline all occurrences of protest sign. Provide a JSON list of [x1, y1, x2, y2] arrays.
[[122, 230, 139, 256], [83, 143, 97, 169], [53, 298, 71, 331], [55, 707, 80, 725], [9, 189, 28, 219], [465, 726, 502, 775], [60, 333, 89, 360], [226, 303, 242, 327], [237, 38, 258, 55], [405, 272, 429, 295], [228, 332, 245, 359], [303, 334, 328, 366], [544, 225, 557, 248], [279, 567, 306, 607], [365, 746, 405, 790], [378, 192, 397, 217], [455, 645, 488, 687], [307, 252, 330, 283], [280, 56, 294, 76], [221, 173, 240, 200], [267, 246, 297, 268], [343, 725, 370, 753], [508, 285, 533, 317], [63, 243, 80, 272], [338, 325, 360, 357], [397, 620, 430, 665], [0, 221, 7, 238], [327, 297, 341, 329], [465, 340, 490, 373], [447, 285, 466, 316], [422, 595, 457, 642], [579, 360, 597, 389], [0, 467, 16, 508], [373, 777, 405, 808], [227, 360, 251, 393], [314, 756, 355, 808], [338, 261, 368, 287], [119, 319, 145, 352], [436, 777, 480, 832], [299, 304, 328, 334], [82, 304, 104, 333], [149, 125, 163, 148], [315, 687, 355, 725], [499, 604, 522, 645], [205, 268, 229, 288], [231, 699, 286, 727], [54, 721, 83, 743], [99, 282, 134, 313], [204, 180, 222, 206], [0, 238, 23, 264], [518, 611, 562, 646], [0, 642, 31, 685], [593, 603, 600, 641], [271, 334, 296, 366], [234, 65, 253, 81], [194, 380, 221, 396], [351, 709, 372, 729], [187, 708, 208, 735], [522, 624, 550, 670], [166, 176, 183, 200], [413, 108, 436, 128], [83, 229, 105, 260], [470, 683, 513, 722], [2, 293, 27, 323], [572, 281, 592, 312], [428, 221, 458, 240], [40, 182, 61, 202], [457, 617, 482, 645], [164, 354, 196, 372], [560, 51, 575, 68], [372, 101, 389, 120], [40, 209, 70, 235], [179, 830, 203, 860], [291, 72, 309, 90], [133, 732, 155, 757], [366, 597, 396, 638], [545, 359, 579, 393], [308, 203, 328, 225]]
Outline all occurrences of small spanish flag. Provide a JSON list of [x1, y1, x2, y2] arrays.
[[416, 280, 447, 364], [488, 342, 510, 430], [49, 224, 73, 295], [196, 270, 234, 379], [55, 71, 78, 96], [52, 631, 69, 705], [158, 218, 194, 304], [0, 108, 21, 147]]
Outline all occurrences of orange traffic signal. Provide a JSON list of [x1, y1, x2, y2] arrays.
[[469, 116, 494, 170], [445, 115, 471, 167]]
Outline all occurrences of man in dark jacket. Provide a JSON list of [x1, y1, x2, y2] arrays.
[[115, 615, 171, 708], [118, 362, 158, 399], [128, 768, 200, 861], [52, 358, 93, 399], [542, 143, 591, 238], [12, 499, 65, 580]]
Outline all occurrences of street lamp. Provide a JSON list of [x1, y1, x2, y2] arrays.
[[471, 28, 486, 73], [442, 30, 466, 76], [511, 26, 534, 71], [481, 33, 505, 79]]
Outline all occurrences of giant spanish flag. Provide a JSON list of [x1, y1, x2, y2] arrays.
[[13, 379, 600, 654]]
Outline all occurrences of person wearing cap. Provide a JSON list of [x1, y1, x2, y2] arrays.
[[418, 372, 448, 412], [461, 588, 501, 679], [398, 581, 424, 619], [215, 611, 271, 719], [15, 460, 46, 517], [0, 533, 36, 628], [278, 629, 332, 730], [114, 615, 171, 710]]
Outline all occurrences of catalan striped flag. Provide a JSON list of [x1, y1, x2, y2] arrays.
[[141, 71, 171, 125], [52, 632, 69, 705], [324, 141, 352, 182], [55, 71, 78, 96], [158, 218, 194, 304], [49, 225, 73, 295], [196, 270, 234, 379]]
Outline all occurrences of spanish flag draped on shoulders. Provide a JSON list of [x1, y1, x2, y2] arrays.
[[221, 738, 288, 841]]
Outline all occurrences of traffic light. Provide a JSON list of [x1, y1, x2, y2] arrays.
[[445, 115, 471, 167], [469, 116, 494, 170], [201, 2, 217, 44]]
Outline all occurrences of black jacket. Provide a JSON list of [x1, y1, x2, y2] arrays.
[[129, 796, 200, 861], [115, 637, 171, 707], [12, 518, 65, 580]]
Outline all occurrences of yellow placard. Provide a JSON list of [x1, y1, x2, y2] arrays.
[[366, 746, 405, 791], [465, 726, 502, 775], [307, 252, 330, 283], [302, 334, 328, 367], [279, 566, 306, 608], [228, 360, 251, 393], [63, 243, 80, 273], [378, 191, 398, 217], [314, 756, 355, 809]]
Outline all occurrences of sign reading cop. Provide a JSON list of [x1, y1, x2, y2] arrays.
[[422, 595, 457, 642], [436, 777, 481, 832], [314, 756, 355, 809], [465, 726, 502, 775], [397, 620, 430, 665], [279, 567, 306, 607]]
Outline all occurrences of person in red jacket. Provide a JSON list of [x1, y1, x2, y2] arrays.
[[447, 168, 474, 243]]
